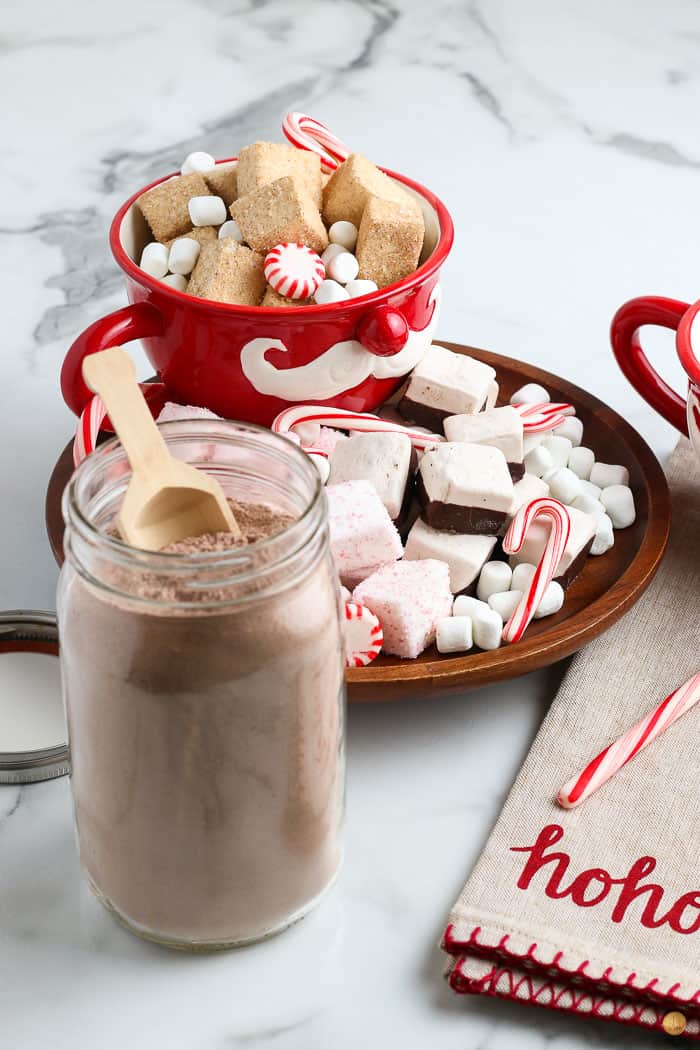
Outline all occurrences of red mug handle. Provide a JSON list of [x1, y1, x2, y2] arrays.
[[610, 295, 689, 436], [61, 302, 166, 417]]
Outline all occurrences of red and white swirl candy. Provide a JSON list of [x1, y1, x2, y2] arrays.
[[501, 497, 571, 644], [272, 405, 444, 452], [282, 112, 351, 172], [558, 671, 700, 809], [263, 243, 325, 300], [344, 600, 383, 667], [511, 402, 575, 433]]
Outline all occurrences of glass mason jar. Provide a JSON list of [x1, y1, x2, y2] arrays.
[[58, 420, 346, 950]]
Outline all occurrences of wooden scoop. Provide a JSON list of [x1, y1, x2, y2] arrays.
[[82, 347, 240, 551]]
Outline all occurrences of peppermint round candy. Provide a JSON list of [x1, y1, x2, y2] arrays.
[[263, 243, 325, 300], [344, 601, 383, 668]]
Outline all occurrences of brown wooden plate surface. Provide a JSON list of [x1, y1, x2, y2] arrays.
[[45, 342, 671, 702]]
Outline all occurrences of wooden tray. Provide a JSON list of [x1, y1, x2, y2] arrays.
[[45, 342, 671, 702]]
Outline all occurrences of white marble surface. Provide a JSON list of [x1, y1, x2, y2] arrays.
[[0, 1, 696, 1046]]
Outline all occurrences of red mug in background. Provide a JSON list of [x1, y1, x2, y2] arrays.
[[61, 159, 454, 428], [611, 296, 700, 463]]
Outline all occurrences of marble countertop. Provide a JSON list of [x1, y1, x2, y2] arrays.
[[1, 2, 696, 1046]]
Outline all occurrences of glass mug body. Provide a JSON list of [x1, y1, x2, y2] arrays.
[[57, 420, 346, 949]]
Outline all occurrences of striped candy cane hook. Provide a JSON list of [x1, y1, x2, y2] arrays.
[[282, 112, 351, 172], [501, 498, 571, 644], [73, 394, 107, 467], [271, 404, 444, 452]]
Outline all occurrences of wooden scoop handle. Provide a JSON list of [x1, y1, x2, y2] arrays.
[[82, 348, 171, 480]]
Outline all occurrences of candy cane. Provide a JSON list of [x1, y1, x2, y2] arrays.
[[272, 405, 443, 452], [344, 601, 383, 667], [511, 402, 575, 433], [501, 498, 571, 644], [558, 672, 700, 809], [73, 394, 107, 467], [282, 112, 351, 172]]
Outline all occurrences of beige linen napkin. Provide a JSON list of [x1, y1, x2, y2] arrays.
[[443, 440, 700, 1039]]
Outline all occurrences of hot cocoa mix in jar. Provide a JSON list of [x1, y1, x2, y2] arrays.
[[58, 420, 345, 949]]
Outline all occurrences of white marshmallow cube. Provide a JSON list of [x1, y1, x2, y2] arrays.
[[181, 151, 216, 175], [472, 605, 503, 651], [140, 241, 169, 278], [554, 416, 583, 446], [591, 513, 615, 555], [477, 561, 513, 602], [188, 195, 227, 227], [327, 251, 359, 284], [510, 383, 550, 405], [568, 446, 595, 480], [579, 478, 602, 500], [524, 444, 554, 478], [488, 590, 522, 621], [601, 485, 636, 529], [168, 237, 201, 275], [452, 595, 489, 619], [218, 219, 243, 241], [547, 467, 583, 505], [511, 563, 536, 592], [590, 462, 630, 489], [161, 273, 188, 292], [436, 616, 473, 653], [345, 279, 378, 298], [328, 220, 358, 251], [314, 279, 351, 305], [534, 580, 565, 618], [542, 435, 573, 469], [571, 492, 606, 518]]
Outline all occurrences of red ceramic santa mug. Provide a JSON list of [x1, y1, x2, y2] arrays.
[[611, 296, 700, 463], [60, 160, 454, 428]]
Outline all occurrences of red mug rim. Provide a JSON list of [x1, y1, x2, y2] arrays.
[[676, 299, 700, 389], [109, 158, 454, 314]]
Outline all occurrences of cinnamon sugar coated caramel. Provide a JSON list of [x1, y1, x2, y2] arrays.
[[187, 240, 265, 305], [237, 142, 322, 208], [322, 152, 421, 227], [138, 172, 211, 242], [356, 196, 424, 288], [203, 165, 238, 206], [163, 225, 217, 251], [230, 176, 328, 255]]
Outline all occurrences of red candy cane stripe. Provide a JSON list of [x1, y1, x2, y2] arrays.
[[73, 393, 107, 467], [283, 112, 351, 172], [344, 600, 383, 667], [501, 497, 571, 644], [272, 405, 444, 452], [558, 671, 700, 809], [263, 243, 325, 300], [511, 402, 575, 433]]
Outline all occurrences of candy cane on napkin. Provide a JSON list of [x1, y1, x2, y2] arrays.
[[282, 112, 351, 172], [501, 498, 571, 644], [73, 394, 107, 467], [272, 405, 444, 452], [511, 402, 575, 433], [558, 672, 700, 809]]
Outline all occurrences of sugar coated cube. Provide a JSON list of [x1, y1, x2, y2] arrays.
[[327, 479, 403, 576], [231, 176, 328, 255], [187, 241, 265, 305], [356, 195, 424, 289], [322, 152, 420, 227], [237, 142, 322, 208], [138, 172, 211, 243], [204, 164, 238, 206], [353, 559, 453, 659]]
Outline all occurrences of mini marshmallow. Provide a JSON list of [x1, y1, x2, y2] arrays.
[[523, 444, 554, 478], [579, 478, 602, 500], [436, 616, 473, 654], [590, 462, 630, 489], [322, 243, 346, 265], [511, 563, 536, 592], [476, 561, 513, 602], [523, 432, 545, 455], [547, 467, 583, 505], [453, 594, 489, 619], [510, 383, 550, 405], [218, 219, 243, 241], [345, 279, 378, 298], [542, 435, 573, 468], [181, 151, 216, 175], [534, 580, 564, 618], [188, 195, 227, 227], [568, 446, 595, 480], [571, 492, 606, 518], [591, 513, 615, 556], [161, 273, 188, 292], [168, 236, 201, 275], [553, 416, 583, 446], [139, 241, 169, 278], [328, 220, 358, 251], [488, 590, 522, 621], [600, 484, 636, 529], [314, 279, 350, 304], [472, 605, 503, 651], [327, 250, 359, 284]]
